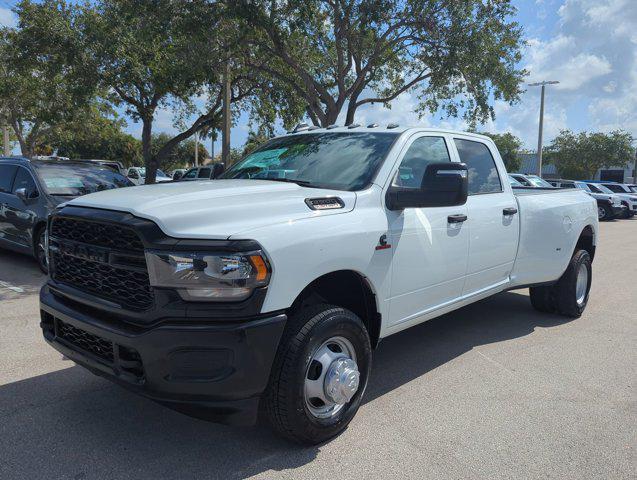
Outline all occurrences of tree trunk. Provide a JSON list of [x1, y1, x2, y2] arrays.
[[141, 116, 157, 184]]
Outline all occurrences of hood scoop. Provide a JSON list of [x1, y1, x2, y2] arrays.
[[305, 197, 345, 210]]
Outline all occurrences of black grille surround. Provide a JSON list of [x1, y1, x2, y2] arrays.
[[49, 215, 153, 311]]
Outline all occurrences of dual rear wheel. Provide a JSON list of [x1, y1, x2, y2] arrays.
[[530, 249, 592, 317]]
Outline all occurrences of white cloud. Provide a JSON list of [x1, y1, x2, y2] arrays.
[[0, 7, 17, 28]]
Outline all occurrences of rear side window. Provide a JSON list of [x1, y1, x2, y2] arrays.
[[12, 167, 38, 198], [0, 164, 17, 193], [198, 167, 211, 179], [454, 139, 502, 195], [392, 136, 450, 189]]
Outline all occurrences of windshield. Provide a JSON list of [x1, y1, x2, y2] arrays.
[[527, 176, 553, 187], [221, 132, 399, 191], [629, 185, 637, 193], [35, 163, 133, 196], [575, 182, 591, 192]]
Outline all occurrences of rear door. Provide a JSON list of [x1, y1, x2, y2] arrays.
[[452, 137, 519, 296], [387, 134, 470, 327]]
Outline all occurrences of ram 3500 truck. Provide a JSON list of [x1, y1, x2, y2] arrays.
[[40, 127, 598, 444]]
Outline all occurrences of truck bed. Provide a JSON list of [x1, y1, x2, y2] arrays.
[[509, 188, 596, 288]]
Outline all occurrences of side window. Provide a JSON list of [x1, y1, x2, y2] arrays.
[[12, 167, 39, 198], [454, 139, 502, 195], [198, 167, 211, 179], [605, 184, 622, 193], [183, 168, 198, 179], [0, 165, 18, 193], [392, 136, 450, 189]]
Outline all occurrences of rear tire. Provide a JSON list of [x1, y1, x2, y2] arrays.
[[529, 286, 555, 313], [553, 250, 592, 318], [264, 304, 371, 444]]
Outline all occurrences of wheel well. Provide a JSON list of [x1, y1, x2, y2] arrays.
[[290, 270, 382, 348], [575, 225, 595, 261]]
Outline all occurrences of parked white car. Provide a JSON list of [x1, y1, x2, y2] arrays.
[[126, 166, 172, 185], [41, 126, 598, 444]]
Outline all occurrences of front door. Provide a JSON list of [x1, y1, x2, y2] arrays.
[[3, 166, 40, 247], [387, 134, 469, 327]]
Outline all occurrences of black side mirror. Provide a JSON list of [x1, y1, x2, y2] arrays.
[[173, 171, 183, 180], [211, 163, 225, 179], [386, 162, 468, 210]]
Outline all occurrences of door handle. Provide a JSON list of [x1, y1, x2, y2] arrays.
[[447, 214, 468, 223], [503, 207, 518, 215]]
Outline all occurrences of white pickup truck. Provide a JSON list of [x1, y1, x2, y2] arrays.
[[40, 126, 598, 444]]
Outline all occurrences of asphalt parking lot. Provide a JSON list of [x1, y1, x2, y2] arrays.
[[0, 220, 635, 480]]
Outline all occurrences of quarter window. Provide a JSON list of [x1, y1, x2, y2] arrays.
[[454, 139, 502, 195], [392, 136, 450, 189]]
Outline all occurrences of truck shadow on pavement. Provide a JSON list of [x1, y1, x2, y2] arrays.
[[0, 290, 573, 480]]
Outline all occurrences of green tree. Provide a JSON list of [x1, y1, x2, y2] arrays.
[[233, 0, 526, 127], [545, 130, 635, 180], [242, 130, 271, 156], [479, 131, 523, 171], [150, 132, 209, 171], [45, 104, 142, 166], [0, 0, 98, 157]]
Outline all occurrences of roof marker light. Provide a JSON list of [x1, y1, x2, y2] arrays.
[[367, 123, 379, 128], [387, 123, 399, 129]]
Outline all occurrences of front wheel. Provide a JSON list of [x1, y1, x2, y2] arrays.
[[264, 304, 372, 444], [34, 226, 48, 274], [598, 205, 612, 221]]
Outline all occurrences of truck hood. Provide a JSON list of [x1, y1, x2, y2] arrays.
[[66, 179, 356, 239]]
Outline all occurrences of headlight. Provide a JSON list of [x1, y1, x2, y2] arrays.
[[145, 250, 271, 302]]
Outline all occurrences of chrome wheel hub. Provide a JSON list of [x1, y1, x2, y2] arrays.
[[304, 336, 360, 419], [575, 263, 588, 305]]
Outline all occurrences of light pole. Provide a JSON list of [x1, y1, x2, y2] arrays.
[[529, 80, 559, 177]]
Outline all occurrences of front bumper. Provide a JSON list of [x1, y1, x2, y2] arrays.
[[40, 285, 286, 425], [612, 205, 626, 217]]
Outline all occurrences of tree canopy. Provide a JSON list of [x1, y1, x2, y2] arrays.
[[233, 0, 525, 127], [545, 130, 635, 180], [0, 0, 98, 157]]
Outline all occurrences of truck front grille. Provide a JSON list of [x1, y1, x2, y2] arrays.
[[50, 216, 153, 311], [51, 217, 144, 252]]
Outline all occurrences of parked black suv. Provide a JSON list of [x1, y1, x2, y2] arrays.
[[0, 157, 133, 272]]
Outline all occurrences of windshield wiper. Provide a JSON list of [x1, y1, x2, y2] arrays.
[[259, 178, 319, 188]]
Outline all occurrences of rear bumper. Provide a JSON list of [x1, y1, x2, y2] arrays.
[[40, 285, 286, 425]]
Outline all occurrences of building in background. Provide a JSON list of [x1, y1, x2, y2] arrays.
[[512, 153, 635, 182]]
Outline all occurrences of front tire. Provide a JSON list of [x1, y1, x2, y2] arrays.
[[264, 304, 372, 444], [598, 204, 612, 221], [34, 225, 48, 274]]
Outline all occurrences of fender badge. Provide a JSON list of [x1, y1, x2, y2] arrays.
[[375, 234, 391, 250]]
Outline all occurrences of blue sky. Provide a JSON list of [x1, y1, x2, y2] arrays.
[[1, 0, 636, 153]]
